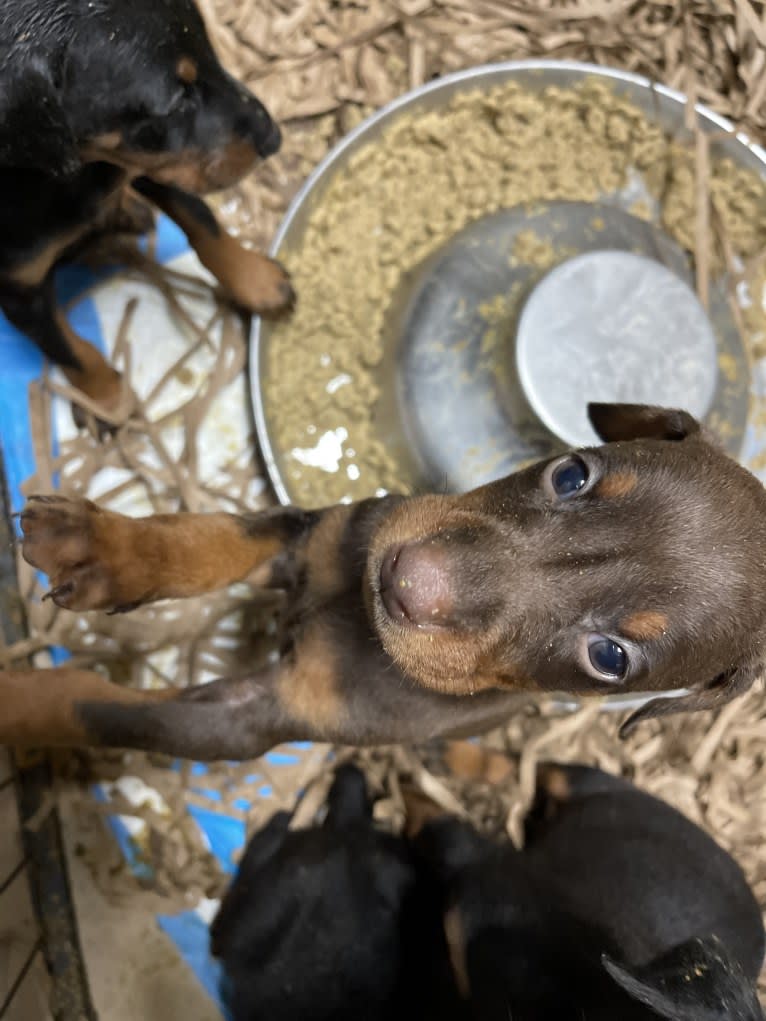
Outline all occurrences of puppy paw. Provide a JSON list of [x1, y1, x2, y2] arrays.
[[249, 255, 296, 315], [223, 249, 296, 316], [70, 379, 136, 434], [61, 338, 135, 437], [20, 496, 138, 612]]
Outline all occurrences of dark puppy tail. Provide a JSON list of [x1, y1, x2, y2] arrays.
[[324, 764, 372, 828]]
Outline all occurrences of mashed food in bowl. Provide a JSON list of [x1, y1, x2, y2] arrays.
[[264, 77, 766, 506]]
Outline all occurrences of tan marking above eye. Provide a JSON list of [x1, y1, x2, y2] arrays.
[[176, 56, 198, 84], [594, 472, 638, 498], [620, 609, 668, 641]]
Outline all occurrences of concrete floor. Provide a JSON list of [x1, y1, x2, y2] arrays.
[[56, 787, 221, 1021], [0, 750, 219, 1021]]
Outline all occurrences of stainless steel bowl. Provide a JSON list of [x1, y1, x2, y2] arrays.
[[251, 59, 766, 507]]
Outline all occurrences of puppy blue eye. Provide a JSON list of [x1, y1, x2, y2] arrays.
[[587, 635, 627, 678], [551, 456, 589, 498]]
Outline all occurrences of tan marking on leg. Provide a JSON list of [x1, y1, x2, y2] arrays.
[[139, 515, 287, 600], [137, 180, 294, 311], [620, 609, 669, 640], [178, 228, 293, 313], [21, 496, 289, 611], [594, 472, 638, 499], [277, 630, 344, 732], [54, 313, 124, 409], [444, 906, 471, 999], [0, 669, 173, 747]]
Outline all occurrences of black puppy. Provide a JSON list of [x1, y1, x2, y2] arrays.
[[524, 763, 766, 981], [211, 765, 453, 1021], [413, 763, 765, 1020], [0, 0, 293, 419]]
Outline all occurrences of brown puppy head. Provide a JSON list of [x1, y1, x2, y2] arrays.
[[0, 0, 280, 190], [366, 404, 766, 730]]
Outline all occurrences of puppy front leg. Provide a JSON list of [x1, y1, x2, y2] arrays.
[[132, 177, 295, 314], [0, 667, 176, 748], [70, 624, 350, 757], [0, 276, 123, 415], [0, 645, 342, 760], [20, 495, 318, 612], [0, 668, 290, 758]]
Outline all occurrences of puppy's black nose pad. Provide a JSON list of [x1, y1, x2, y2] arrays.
[[235, 107, 281, 159], [258, 120, 281, 159]]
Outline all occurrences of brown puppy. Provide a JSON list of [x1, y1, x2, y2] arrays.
[[4, 403, 766, 759]]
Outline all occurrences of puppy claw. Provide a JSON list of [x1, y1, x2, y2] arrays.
[[278, 277, 296, 307], [43, 582, 74, 604], [27, 494, 61, 505], [18, 496, 131, 612]]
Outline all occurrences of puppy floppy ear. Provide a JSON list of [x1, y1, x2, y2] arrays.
[[602, 939, 763, 1020], [588, 403, 701, 444], [619, 660, 761, 739], [0, 61, 80, 176]]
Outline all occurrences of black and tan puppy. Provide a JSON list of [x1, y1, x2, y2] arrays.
[[414, 762, 765, 1020], [5, 404, 766, 758], [0, 0, 293, 417], [214, 763, 764, 1020], [413, 816, 633, 1019], [211, 765, 452, 1021]]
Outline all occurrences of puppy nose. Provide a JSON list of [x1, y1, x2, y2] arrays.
[[257, 119, 281, 158], [234, 102, 282, 158], [379, 543, 454, 626]]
